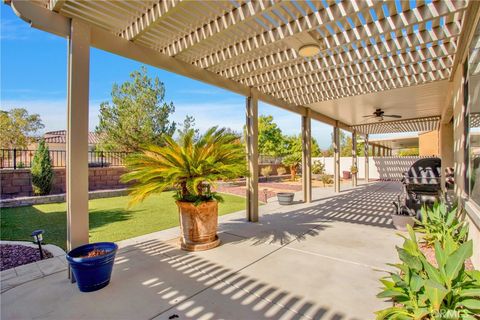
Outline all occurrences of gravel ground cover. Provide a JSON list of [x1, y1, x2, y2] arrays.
[[1, 244, 53, 271]]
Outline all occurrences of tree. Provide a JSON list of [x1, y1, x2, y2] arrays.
[[31, 140, 53, 195], [282, 153, 302, 181], [283, 134, 321, 157], [177, 115, 199, 142], [324, 130, 367, 157], [96, 66, 176, 152], [341, 135, 366, 156], [258, 115, 286, 157], [0, 108, 44, 149]]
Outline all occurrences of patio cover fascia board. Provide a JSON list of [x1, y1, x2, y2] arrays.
[[8, 0, 351, 131]]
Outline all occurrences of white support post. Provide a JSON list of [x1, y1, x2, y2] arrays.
[[246, 94, 259, 222], [352, 130, 358, 187], [333, 124, 340, 193], [66, 19, 90, 254], [302, 111, 312, 203], [364, 134, 369, 183]]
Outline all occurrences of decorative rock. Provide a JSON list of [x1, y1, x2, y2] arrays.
[[0, 244, 53, 271]]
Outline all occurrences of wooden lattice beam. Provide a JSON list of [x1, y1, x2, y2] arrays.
[[119, 0, 183, 41]]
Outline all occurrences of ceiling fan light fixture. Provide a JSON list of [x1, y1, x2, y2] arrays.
[[298, 44, 320, 57]]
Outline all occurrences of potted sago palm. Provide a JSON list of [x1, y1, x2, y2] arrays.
[[121, 127, 246, 251]]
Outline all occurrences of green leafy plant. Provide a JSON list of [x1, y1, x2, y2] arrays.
[[121, 127, 247, 206], [261, 166, 272, 181], [282, 153, 301, 181], [415, 202, 469, 248], [320, 174, 333, 187], [350, 165, 358, 174], [31, 140, 53, 195], [312, 160, 325, 174], [276, 166, 286, 176], [376, 226, 480, 319]]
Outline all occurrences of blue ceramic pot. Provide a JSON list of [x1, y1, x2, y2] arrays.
[[66, 242, 118, 292]]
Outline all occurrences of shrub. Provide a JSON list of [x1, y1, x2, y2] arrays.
[[320, 174, 333, 187], [312, 160, 325, 174], [376, 226, 480, 319], [31, 140, 53, 195], [276, 166, 286, 176], [122, 127, 247, 206], [415, 202, 469, 248], [261, 166, 272, 181], [350, 165, 358, 174]]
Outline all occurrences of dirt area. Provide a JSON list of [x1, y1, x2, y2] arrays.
[[215, 178, 354, 202], [419, 243, 474, 270]]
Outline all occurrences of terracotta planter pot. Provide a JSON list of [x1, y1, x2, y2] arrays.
[[176, 201, 221, 251]]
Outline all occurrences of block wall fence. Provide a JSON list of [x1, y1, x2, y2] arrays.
[[1, 167, 129, 199]]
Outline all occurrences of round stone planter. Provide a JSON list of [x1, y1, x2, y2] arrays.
[[277, 192, 294, 205]]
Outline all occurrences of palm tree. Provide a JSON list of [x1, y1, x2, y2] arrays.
[[282, 153, 302, 181], [121, 127, 247, 251], [122, 127, 246, 204]]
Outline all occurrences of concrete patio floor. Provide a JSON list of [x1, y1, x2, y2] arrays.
[[1, 182, 403, 320]]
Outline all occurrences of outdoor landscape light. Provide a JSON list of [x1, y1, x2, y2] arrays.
[[31, 229, 45, 260], [298, 44, 321, 57]]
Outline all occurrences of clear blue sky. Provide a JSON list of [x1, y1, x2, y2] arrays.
[[1, 5, 338, 148]]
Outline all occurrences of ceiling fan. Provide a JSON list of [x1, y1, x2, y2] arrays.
[[363, 108, 402, 121]]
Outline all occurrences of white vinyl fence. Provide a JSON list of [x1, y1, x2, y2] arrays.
[[313, 156, 424, 180]]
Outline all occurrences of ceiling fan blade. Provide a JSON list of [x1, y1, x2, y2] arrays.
[[383, 115, 402, 118], [362, 115, 376, 118]]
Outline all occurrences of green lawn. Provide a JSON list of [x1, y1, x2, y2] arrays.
[[0, 192, 245, 250]]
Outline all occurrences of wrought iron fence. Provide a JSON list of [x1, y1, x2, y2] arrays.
[[0, 149, 130, 169]]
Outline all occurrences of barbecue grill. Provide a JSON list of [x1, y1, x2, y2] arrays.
[[399, 157, 442, 217]]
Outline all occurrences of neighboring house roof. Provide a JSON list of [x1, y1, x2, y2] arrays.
[[43, 130, 100, 144]]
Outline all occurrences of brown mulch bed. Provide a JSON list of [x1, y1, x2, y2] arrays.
[[0, 244, 53, 271], [419, 243, 474, 270]]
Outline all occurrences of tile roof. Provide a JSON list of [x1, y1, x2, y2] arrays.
[[44, 130, 100, 144]]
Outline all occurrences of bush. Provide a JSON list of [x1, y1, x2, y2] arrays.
[[312, 160, 325, 174], [376, 227, 480, 319], [31, 140, 53, 195], [276, 166, 286, 176], [261, 166, 272, 181], [398, 148, 419, 156], [320, 174, 333, 187], [415, 202, 469, 248]]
